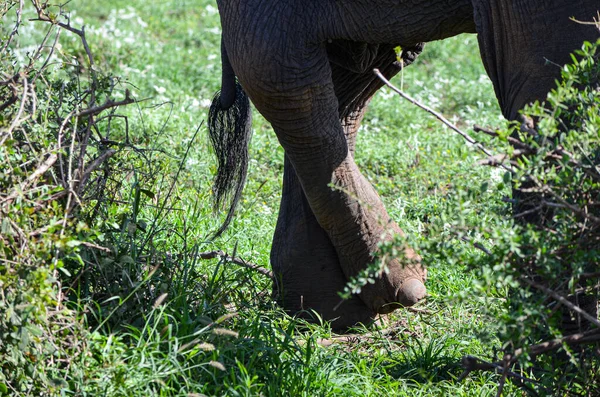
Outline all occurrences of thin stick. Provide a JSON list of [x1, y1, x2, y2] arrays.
[[1, 153, 58, 207], [520, 276, 600, 328], [373, 69, 512, 172], [198, 250, 274, 280]]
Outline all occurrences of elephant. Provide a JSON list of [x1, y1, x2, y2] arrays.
[[207, 0, 600, 330]]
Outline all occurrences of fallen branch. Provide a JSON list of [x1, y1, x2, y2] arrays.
[[198, 250, 274, 280]]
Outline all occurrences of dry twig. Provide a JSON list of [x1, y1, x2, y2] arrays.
[[198, 250, 274, 280], [373, 69, 512, 172]]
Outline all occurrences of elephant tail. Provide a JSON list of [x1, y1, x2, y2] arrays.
[[208, 39, 252, 239]]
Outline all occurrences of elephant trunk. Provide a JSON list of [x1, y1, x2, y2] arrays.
[[208, 38, 252, 238]]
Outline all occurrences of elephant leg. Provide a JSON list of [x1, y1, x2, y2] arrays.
[[472, 0, 600, 215], [472, 0, 599, 121], [271, 44, 423, 329], [218, 0, 479, 316], [271, 155, 376, 330]]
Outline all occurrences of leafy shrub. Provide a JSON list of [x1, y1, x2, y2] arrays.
[[418, 37, 600, 394], [0, 0, 175, 393], [1, 2, 264, 394], [345, 35, 600, 395], [478, 38, 600, 394]]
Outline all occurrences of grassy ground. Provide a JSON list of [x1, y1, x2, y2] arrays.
[[3, 0, 522, 395]]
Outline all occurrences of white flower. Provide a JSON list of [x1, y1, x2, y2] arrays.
[[205, 27, 222, 35]]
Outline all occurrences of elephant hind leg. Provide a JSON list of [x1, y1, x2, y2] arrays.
[[271, 156, 376, 331]]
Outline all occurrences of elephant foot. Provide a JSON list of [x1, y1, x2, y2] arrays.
[[270, 232, 377, 331], [358, 243, 427, 314], [271, 202, 426, 328]]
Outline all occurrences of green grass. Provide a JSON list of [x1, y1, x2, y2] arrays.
[[2, 1, 522, 395]]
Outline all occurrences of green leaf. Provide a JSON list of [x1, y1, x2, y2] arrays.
[[66, 240, 82, 248]]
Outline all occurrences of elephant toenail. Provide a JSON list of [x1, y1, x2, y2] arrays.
[[398, 279, 426, 306]]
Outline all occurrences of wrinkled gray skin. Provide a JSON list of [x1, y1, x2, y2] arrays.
[[214, 0, 599, 330]]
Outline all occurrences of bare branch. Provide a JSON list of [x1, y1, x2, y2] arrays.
[[76, 90, 135, 118], [198, 250, 274, 280], [373, 69, 512, 172], [520, 276, 600, 328], [510, 328, 600, 360], [458, 355, 540, 387], [0, 0, 24, 55], [460, 328, 600, 393], [1, 152, 58, 207], [78, 149, 117, 190]]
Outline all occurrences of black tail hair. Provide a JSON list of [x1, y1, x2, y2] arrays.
[[208, 41, 252, 239]]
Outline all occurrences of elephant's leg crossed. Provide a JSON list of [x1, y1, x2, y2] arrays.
[[271, 155, 375, 329], [270, 45, 420, 329], [246, 47, 426, 316]]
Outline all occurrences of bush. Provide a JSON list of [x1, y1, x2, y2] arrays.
[[1, 2, 260, 394], [0, 1, 168, 392], [446, 38, 600, 394], [487, 38, 599, 393], [359, 33, 599, 395]]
